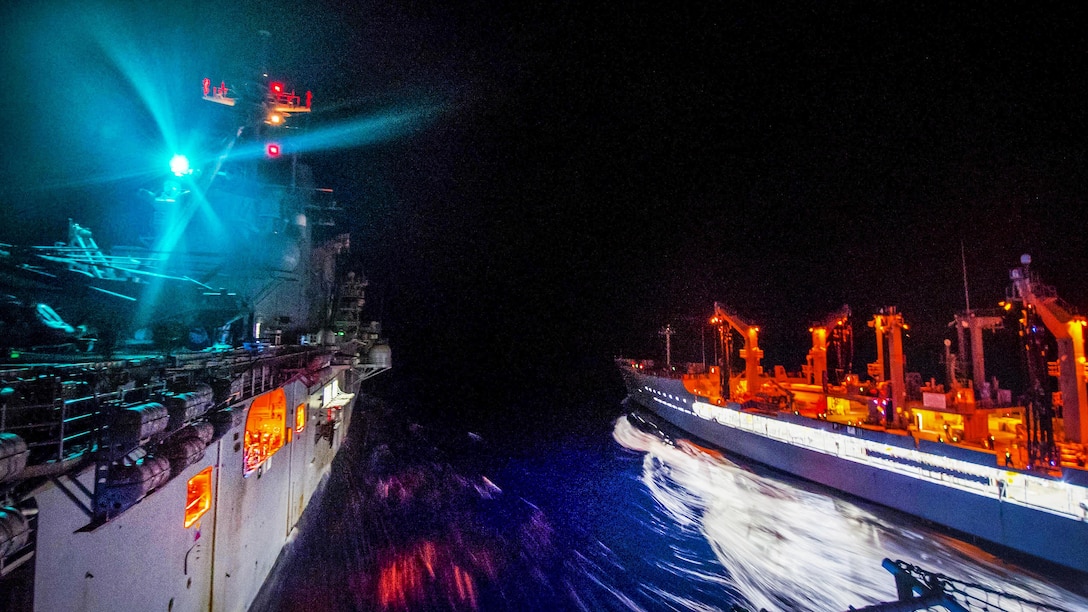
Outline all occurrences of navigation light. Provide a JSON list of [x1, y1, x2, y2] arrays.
[[266, 143, 281, 158]]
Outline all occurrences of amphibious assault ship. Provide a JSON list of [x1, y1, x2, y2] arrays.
[[0, 45, 390, 610], [620, 256, 1088, 575]]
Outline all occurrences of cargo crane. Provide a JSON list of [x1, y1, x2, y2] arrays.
[[1006, 255, 1087, 463], [947, 311, 1004, 403], [709, 302, 763, 400], [869, 307, 908, 421], [947, 246, 1006, 403], [807, 305, 853, 388]]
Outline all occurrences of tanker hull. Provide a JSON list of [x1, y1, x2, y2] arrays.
[[620, 362, 1088, 576]]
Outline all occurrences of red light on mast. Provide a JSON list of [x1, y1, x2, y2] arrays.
[[266, 143, 281, 158], [270, 81, 284, 94]]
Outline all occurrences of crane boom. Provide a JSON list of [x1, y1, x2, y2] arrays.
[[710, 302, 763, 394], [1008, 255, 1088, 444], [808, 305, 852, 387]]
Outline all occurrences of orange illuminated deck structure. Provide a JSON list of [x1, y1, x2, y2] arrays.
[[244, 388, 287, 477], [296, 402, 307, 433], [184, 466, 213, 528]]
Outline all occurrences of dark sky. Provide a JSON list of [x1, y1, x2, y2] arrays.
[[2, 2, 1087, 411]]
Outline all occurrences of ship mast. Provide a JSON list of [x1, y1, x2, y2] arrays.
[[659, 324, 674, 368], [961, 241, 971, 314], [950, 246, 1003, 401]]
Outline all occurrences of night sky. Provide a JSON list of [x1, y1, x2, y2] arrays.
[[2, 2, 1088, 426]]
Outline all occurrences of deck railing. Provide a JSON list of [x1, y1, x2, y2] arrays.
[[691, 400, 1088, 520]]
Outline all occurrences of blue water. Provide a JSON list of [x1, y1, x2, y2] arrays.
[[493, 422, 745, 610], [253, 393, 1088, 611]]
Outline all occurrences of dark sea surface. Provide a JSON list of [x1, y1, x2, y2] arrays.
[[252, 365, 1088, 612]]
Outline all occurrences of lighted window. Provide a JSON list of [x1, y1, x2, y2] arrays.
[[185, 466, 213, 528], [244, 388, 287, 477], [296, 403, 306, 433]]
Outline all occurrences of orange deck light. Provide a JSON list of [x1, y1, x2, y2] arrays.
[[244, 388, 287, 477], [184, 466, 213, 528]]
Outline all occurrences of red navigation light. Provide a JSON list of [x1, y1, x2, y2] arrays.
[[270, 81, 284, 94], [266, 143, 281, 158]]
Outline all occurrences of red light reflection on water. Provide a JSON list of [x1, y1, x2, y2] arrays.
[[373, 540, 487, 611]]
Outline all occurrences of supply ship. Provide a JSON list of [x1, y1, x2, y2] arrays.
[[619, 256, 1088, 575], [0, 43, 390, 610]]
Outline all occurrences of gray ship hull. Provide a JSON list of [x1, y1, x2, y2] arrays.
[[23, 360, 365, 611]]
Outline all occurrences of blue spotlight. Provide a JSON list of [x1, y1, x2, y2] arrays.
[[169, 154, 191, 176]]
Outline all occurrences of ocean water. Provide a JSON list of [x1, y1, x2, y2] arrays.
[[253, 393, 1088, 611]]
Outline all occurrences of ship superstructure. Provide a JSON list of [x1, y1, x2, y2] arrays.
[[0, 41, 390, 611], [620, 256, 1088, 575]]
